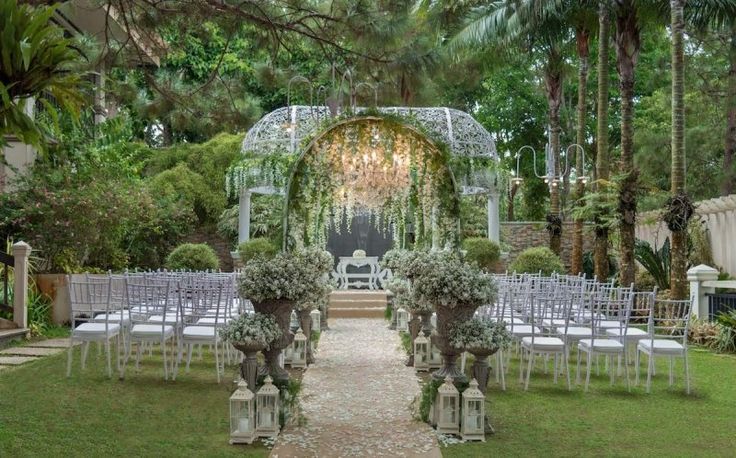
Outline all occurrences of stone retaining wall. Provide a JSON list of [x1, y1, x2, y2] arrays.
[[183, 227, 234, 272], [498, 221, 595, 272]]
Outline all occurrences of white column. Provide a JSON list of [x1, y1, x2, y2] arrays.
[[687, 264, 719, 319], [238, 190, 252, 245], [487, 191, 500, 244], [12, 241, 31, 330]]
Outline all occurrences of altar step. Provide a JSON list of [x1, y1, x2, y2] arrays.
[[329, 290, 387, 319]]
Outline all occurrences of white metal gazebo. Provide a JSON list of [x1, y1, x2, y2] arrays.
[[236, 105, 501, 245]]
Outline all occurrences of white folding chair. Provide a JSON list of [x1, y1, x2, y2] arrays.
[[636, 298, 692, 394], [66, 277, 121, 378]]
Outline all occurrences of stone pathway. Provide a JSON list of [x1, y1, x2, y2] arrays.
[[0, 338, 75, 371], [271, 319, 441, 458]]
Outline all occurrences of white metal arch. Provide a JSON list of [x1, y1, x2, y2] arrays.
[[241, 105, 497, 159]]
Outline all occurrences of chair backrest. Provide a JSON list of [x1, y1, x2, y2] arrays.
[[648, 298, 691, 346], [125, 277, 174, 328], [68, 276, 114, 330], [187, 281, 225, 325], [590, 294, 632, 344]]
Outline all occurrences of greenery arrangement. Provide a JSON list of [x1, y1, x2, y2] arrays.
[[510, 247, 565, 276], [449, 318, 511, 351], [635, 238, 670, 290], [219, 313, 282, 350], [238, 238, 279, 264], [409, 251, 496, 308], [165, 243, 220, 271], [462, 237, 501, 271]]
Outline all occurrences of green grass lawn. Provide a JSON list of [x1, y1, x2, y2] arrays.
[[445, 348, 736, 457], [0, 342, 269, 458]]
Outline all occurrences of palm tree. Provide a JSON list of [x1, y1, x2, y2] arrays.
[[613, 0, 642, 288], [594, 1, 612, 280], [669, 0, 689, 299], [449, 0, 571, 255]]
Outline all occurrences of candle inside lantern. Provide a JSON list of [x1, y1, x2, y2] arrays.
[[238, 418, 249, 432]]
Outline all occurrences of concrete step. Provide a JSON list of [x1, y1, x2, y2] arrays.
[[330, 299, 388, 309], [329, 307, 386, 319], [329, 290, 387, 302], [0, 328, 29, 347]]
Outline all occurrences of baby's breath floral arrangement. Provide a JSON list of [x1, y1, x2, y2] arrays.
[[449, 318, 511, 351], [239, 251, 323, 303], [220, 313, 282, 349], [409, 251, 496, 308]]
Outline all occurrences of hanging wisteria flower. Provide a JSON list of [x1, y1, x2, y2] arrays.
[[449, 318, 511, 351], [220, 313, 282, 350]]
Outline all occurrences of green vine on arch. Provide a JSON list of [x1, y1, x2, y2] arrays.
[[283, 116, 461, 251]]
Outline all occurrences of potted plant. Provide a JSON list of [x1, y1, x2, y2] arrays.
[[239, 251, 323, 381], [410, 251, 496, 382], [450, 318, 511, 393], [220, 313, 282, 391]]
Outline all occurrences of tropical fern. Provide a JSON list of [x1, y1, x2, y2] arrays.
[[634, 238, 671, 290]]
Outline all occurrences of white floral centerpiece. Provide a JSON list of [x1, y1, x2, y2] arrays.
[[220, 313, 282, 391], [408, 251, 497, 381], [449, 318, 511, 353], [239, 251, 327, 381]]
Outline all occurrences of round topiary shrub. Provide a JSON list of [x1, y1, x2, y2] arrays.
[[238, 238, 279, 265], [462, 237, 501, 271], [165, 243, 220, 271], [509, 246, 564, 276]]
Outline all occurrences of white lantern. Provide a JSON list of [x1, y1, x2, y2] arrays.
[[461, 378, 486, 442], [431, 312, 437, 330], [413, 331, 429, 372], [256, 375, 280, 438], [428, 335, 442, 369], [292, 327, 308, 369], [396, 307, 409, 332], [435, 376, 460, 435], [283, 342, 293, 365], [229, 380, 255, 444], [310, 308, 321, 332]]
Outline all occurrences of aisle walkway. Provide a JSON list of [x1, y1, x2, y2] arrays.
[[271, 319, 441, 458]]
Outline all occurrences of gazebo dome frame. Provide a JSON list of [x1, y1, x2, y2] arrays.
[[235, 105, 501, 248]]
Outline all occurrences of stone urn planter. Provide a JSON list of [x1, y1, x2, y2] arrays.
[[432, 304, 477, 382], [253, 300, 295, 383], [232, 341, 267, 393], [467, 346, 499, 395], [297, 309, 315, 364]]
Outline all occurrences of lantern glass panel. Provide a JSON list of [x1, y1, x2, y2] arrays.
[[442, 397, 456, 424], [259, 397, 277, 428], [467, 400, 482, 431]]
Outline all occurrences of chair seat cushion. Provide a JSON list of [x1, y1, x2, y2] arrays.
[[73, 322, 120, 337], [92, 313, 130, 326], [556, 326, 592, 337], [196, 317, 230, 325], [509, 325, 540, 336], [131, 324, 174, 338], [148, 315, 179, 325], [638, 339, 685, 355], [606, 327, 648, 338], [542, 318, 571, 327], [182, 326, 216, 339], [521, 336, 565, 350], [579, 339, 624, 352], [598, 320, 621, 329]]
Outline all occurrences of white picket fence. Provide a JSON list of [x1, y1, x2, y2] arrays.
[[636, 194, 736, 276]]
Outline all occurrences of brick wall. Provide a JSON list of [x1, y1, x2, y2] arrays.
[[184, 228, 235, 272], [498, 222, 595, 272]]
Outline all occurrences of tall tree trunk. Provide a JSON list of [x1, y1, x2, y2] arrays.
[[615, 1, 640, 288], [670, 0, 689, 299], [722, 25, 736, 196], [571, 27, 591, 275], [595, 1, 611, 280], [545, 46, 564, 256]]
